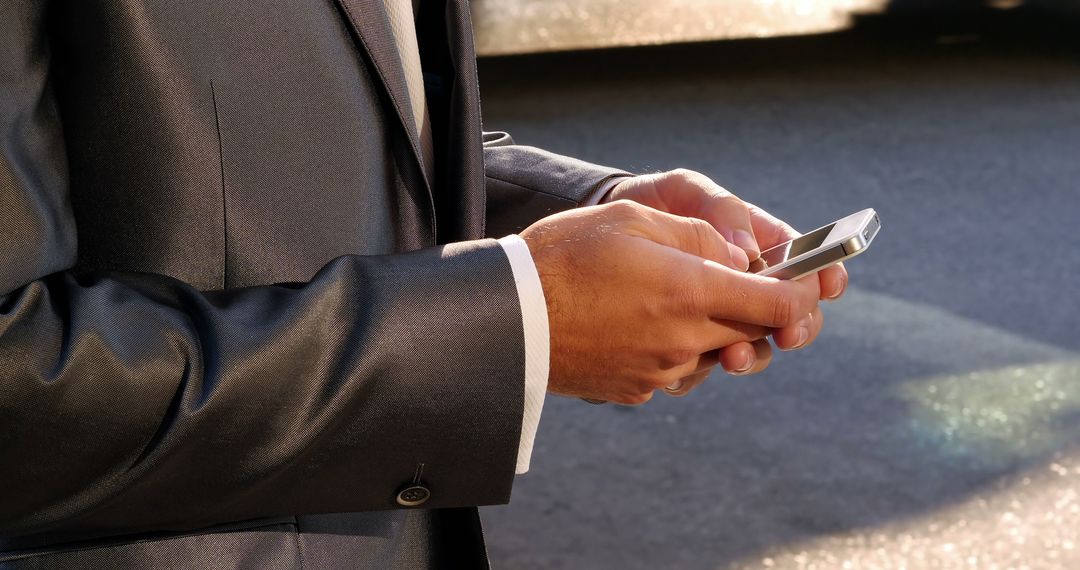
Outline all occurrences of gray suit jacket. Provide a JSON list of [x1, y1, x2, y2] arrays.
[[0, 0, 627, 567]]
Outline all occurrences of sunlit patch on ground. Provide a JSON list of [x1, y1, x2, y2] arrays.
[[900, 360, 1080, 470], [722, 293, 1080, 569], [730, 452, 1080, 569]]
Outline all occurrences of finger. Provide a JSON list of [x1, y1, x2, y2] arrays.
[[694, 348, 721, 372], [745, 202, 848, 301], [668, 318, 766, 371], [772, 306, 824, 351], [658, 350, 708, 384], [745, 202, 799, 250], [722, 339, 773, 376], [718, 341, 756, 375], [701, 318, 771, 350], [726, 242, 750, 272], [665, 369, 712, 398], [747, 339, 773, 374], [818, 262, 848, 301], [660, 348, 721, 394], [656, 170, 761, 260], [627, 203, 746, 270], [620, 390, 655, 406], [695, 261, 821, 328]]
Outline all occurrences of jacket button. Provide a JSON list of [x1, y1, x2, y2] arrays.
[[396, 484, 431, 507]]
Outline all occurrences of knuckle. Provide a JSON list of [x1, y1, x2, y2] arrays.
[[663, 347, 697, 368], [690, 219, 727, 259], [682, 218, 709, 250], [711, 192, 749, 219], [686, 217, 715, 240], [715, 182, 735, 196], [670, 167, 695, 180], [683, 216, 705, 229], [670, 168, 704, 187], [719, 195, 747, 214], [799, 286, 820, 315], [672, 280, 705, 319], [646, 369, 679, 390], [665, 331, 705, 364], [771, 292, 795, 328], [642, 371, 667, 389], [607, 199, 639, 218], [714, 189, 741, 204]]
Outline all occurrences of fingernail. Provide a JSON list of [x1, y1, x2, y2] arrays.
[[794, 320, 811, 348], [665, 380, 684, 392], [733, 352, 754, 375], [826, 273, 847, 301], [733, 230, 760, 260], [730, 245, 749, 272], [780, 316, 813, 351]]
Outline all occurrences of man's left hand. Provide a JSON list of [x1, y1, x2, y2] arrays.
[[603, 169, 848, 392]]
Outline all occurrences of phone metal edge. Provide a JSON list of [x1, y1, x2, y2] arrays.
[[757, 208, 880, 280]]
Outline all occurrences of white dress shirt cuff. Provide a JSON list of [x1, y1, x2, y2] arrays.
[[497, 234, 549, 475], [583, 174, 635, 206]]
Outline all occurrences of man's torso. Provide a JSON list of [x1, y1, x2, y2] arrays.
[[2, 1, 491, 567]]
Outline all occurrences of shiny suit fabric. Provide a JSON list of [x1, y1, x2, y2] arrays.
[[0, 0, 627, 567]]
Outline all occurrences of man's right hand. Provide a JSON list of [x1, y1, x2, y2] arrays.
[[520, 200, 822, 405]]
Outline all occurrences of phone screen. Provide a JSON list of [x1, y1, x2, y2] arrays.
[[752, 223, 835, 272]]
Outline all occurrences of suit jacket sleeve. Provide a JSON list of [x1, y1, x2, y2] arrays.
[[482, 131, 634, 236], [0, 2, 524, 539]]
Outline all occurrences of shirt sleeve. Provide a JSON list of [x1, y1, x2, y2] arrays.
[[497, 235, 549, 474], [581, 173, 633, 206]]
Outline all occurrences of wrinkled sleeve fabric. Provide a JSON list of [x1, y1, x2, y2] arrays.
[[482, 131, 634, 237], [0, 2, 524, 539]]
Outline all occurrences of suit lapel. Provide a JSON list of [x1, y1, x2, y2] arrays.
[[335, 0, 487, 243], [334, 0, 433, 198], [440, 0, 486, 242]]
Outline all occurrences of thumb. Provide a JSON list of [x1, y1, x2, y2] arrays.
[[649, 169, 761, 261], [695, 190, 760, 262], [633, 205, 749, 271]]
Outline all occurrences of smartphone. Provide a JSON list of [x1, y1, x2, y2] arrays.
[[749, 208, 880, 280]]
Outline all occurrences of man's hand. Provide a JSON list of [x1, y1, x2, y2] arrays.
[[604, 169, 847, 392], [521, 200, 822, 405], [605, 169, 762, 261]]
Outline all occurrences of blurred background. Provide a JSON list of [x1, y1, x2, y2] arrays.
[[470, 1, 1080, 568]]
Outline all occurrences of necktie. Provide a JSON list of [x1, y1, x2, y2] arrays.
[[384, 0, 435, 186]]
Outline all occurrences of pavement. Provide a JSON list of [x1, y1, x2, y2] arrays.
[[475, 11, 1080, 570]]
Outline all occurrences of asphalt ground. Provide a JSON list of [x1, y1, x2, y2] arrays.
[[476, 11, 1080, 570]]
